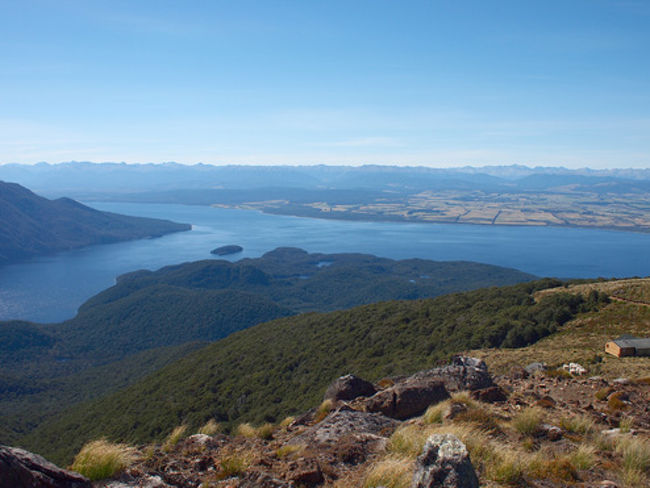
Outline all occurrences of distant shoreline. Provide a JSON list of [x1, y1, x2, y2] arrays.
[[213, 203, 650, 235]]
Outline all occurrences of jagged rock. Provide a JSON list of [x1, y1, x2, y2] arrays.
[[409, 356, 493, 392], [535, 395, 557, 408], [0, 445, 91, 488], [324, 374, 376, 402], [470, 385, 507, 403], [292, 407, 398, 446], [510, 364, 529, 379], [524, 362, 547, 375], [333, 433, 389, 464], [410, 434, 479, 488], [286, 458, 323, 486], [364, 379, 450, 420]]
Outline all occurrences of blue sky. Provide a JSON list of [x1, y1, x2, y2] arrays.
[[1, 0, 648, 168]]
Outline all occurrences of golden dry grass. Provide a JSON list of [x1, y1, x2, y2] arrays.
[[70, 439, 138, 481], [162, 425, 187, 452], [363, 455, 413, 488], [197, 419, 221, 435]]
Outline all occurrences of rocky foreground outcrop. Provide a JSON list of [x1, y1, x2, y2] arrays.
[[6, 355, 648, 487], [0, 445, 91, 488]]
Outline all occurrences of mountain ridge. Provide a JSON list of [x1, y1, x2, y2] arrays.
[[0, 180, 190, 265]]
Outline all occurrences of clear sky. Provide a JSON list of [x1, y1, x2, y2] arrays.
[[1, 0, 649, 168]]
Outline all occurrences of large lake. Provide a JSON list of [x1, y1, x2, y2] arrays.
[[1, 202, 649, 323]]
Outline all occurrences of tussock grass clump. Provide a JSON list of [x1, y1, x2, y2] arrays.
[[236, 422, 274, 439], [422, 392, 478, 425], [314, 399, 334, 423], [71, 439, 138, 481], [279, 416, 295, 429], [422, 402, 446, 424], [512, 407, 544, 436], [275, 444, 305, 459], [218, 453, 250, 479], [619, 417, 633, 434], [487, 449, 524, 485], [559, 414, 595, 435], [197, 419, 221, 435], [616, 436, 650, 474], [163, 425, 187, 452], [256, 423, 275, 440], [363, 455, 413, 488], [388, 425, 429, 457], [454, 406, 501, 433], [621, 467, 647, 488], [568, 444, 597, 470], [236, 423, 257, 438]]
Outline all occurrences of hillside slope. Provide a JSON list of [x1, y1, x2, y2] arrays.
[[25, 279, 608, 463], [0, 249, 535, 450], [0, 181, 190, 264]]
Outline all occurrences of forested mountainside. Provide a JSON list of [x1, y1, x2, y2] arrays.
[[0, 248, 534, 451], [24, 279, 608, 463], [0, 180, 190, 264]]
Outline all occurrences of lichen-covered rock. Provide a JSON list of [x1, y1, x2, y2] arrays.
[[525, 362, 547, 375], [324, 374, 376, 402], [364, 379, 450, 420], [0, 445, 91, 488], [409, 356, 493, 392], [410, 434, 479, 488], [292, 407, 398, 446]]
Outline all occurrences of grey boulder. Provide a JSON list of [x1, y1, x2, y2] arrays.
[[0, 444, 91, 488], [411, 434, 479, 488], [324, 374, 376, 402]]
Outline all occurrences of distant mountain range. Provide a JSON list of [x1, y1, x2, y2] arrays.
[[0, 181, 190, 265], [1, 162, 649, 198]]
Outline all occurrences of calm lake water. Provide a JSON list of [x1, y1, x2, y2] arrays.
[[1, 202, 649, 323]]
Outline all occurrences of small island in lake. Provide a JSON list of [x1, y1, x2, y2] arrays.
[[211, 244, 243, 256]]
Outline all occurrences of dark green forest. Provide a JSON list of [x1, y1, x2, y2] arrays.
[[23, 279, 608, 464], [0, 248, 534, 452]]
